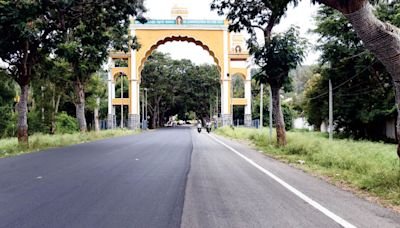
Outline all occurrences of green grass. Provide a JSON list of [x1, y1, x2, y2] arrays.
[[0, 129, 138, 158], [215, 127, 400, 206]]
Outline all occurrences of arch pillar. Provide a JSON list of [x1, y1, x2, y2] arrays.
[[128, 38, 141, 130], [107, 58, 115, 129], [244, 79, 252, 127], [221, 29, 233, 126]]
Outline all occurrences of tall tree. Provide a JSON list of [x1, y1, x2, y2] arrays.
[[211, 0, 305, 146], [0, 70, 16, 138], [304, 6, 396, 140], [0, 1, 60, 143], [55, 0, 145, 131], [85, 72, 107, 132], [0, 1, 145, 142], [141, 52, 220, 128], [313, 0, 400, 155], [34, 58, 73, 134]]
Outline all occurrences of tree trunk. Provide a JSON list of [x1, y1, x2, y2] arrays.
[[50, 95, 61, 134], [17, 84, 29, 144], [271, 86, 287, 147], [74, 80, 87, 132], [94, 97, 100, 132], [151, 115, 156, 129], [343, 3, 400, 157]]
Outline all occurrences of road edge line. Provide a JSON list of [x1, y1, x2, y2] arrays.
[[208, 134, 356, 228]]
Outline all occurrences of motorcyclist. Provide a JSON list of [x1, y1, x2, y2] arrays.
[[206, 120, 212, 133], [197, 120, 202, 133]]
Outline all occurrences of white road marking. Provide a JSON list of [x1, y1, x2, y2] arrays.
[[36, 176, 43, 179], [208, 134, 356, 228]]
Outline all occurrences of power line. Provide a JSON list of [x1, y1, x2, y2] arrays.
[[338, 88, 385, 97], [307, 61, 376, 100]]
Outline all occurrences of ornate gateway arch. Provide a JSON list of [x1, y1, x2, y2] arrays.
[[107, 8, 252, 129]]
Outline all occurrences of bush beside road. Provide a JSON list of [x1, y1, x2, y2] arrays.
[[215, 127, 400, 208]]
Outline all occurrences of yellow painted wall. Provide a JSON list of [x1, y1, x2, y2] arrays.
[[112, 98, 130, 106], [232, 98, 247, 106]]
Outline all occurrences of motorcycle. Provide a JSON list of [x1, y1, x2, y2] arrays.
[[197, 123, 202, 133], [206, 122, 211, 133]]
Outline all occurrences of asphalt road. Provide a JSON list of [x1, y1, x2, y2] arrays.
[[1, 127, 400, 228]]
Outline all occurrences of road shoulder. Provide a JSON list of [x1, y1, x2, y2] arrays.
[[210, 132, 400, 227]]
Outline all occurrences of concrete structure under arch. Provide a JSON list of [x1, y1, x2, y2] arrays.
[[107, 12, 252, 129]]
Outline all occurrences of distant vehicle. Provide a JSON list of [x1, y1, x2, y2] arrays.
[[164, 121, 174, 127], [197, 122, 202, 133], [206, 122, 212, 133]]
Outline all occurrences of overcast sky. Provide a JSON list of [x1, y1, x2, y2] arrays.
[[143, 0, 321, 66]]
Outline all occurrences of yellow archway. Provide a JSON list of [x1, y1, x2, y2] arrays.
[[107, 14, 252, 129]]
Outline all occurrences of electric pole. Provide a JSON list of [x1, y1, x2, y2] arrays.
[[269, 85, 273, 141], [120, 75, 123, 128], [329, 79, 333, 140], [231, 76, 233, 126], [145, 88, 148, 130], [142, 89, 145, 130], [260, 83, 263, 129]]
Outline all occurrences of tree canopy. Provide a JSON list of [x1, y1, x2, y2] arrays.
[[303, 5, 397, 140], [212, 0, 306, 146], [141, 52, 220, 128]]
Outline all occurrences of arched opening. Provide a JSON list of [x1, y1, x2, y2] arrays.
[[232, 73, 245, 126], [232, 74, 245, 98], [115, 73, 129, 99], [235, 45, 242, 53], [139, 38, 221, 129], [138, 35, 222, 76], [176, 16, 183, 25], [114, 73, 129, 128]]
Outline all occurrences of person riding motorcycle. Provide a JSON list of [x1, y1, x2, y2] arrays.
[[197, 120, 202, 133], [206, 121, 212, 133]]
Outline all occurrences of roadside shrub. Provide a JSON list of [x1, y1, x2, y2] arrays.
[[282, 103, 295, 131], [28, 110, 49, 135], [55, 112, 79, 134]]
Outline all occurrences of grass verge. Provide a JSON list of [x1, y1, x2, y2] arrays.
[[215, 127, 400, 208], [0, 129, 138, 158]]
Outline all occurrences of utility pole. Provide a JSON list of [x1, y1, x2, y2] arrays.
[[329, 79, 333, 140], [260, 83, 263, 129], [216, 91, 219, 128], [41, 86, 45, 123], [145, 88, 148, 130], [230, 75, 234, 126], [216, 92, 219, 116], [209, 97, 212, 120], [269, 85, 273, 141], [142, 89, 145, 130], [120, 75, 123, 128]]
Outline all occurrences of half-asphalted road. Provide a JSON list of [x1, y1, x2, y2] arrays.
[[0, 127, 399, 228]]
